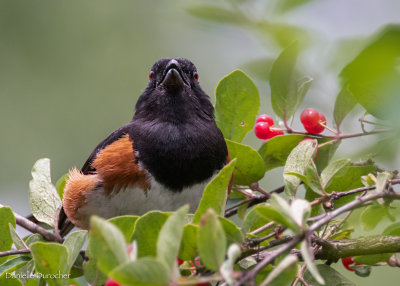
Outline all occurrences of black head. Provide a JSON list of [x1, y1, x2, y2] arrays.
[[129, 58, 228, 191], [133, 58, 214, 123]]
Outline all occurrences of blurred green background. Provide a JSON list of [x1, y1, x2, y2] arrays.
[[1, 0, 400, 284]]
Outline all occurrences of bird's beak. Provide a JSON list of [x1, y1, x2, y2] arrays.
[[160, 59, 188, 88]]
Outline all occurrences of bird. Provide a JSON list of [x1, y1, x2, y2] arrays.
[[59, 58, 228, 234]]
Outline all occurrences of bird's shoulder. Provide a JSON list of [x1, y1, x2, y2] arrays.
[[81, 122, 134, 174]]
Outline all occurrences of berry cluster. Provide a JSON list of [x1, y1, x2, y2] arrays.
[[300, 108, 326, 134], [254, 114, 284, 140], [254, 108, 326, 140]]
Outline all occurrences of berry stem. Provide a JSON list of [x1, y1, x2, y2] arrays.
[[317, 139, 338, 149], [288, 128, 390, 139], [318, 122, 338, 135]]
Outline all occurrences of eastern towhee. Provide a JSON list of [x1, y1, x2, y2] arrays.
[[59, 58, 228, 235]]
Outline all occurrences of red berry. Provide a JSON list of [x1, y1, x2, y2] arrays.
[[300, 108, 326, 134], [177, 258, 184, 265], [256, 114, 274, 126], [105, 279, 121, 286], [254, 122, 272, 140], [274, 232, 283, 239], [341, 257, 355, 272]]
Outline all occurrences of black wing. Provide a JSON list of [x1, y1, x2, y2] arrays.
[[59, 122, 135, 236], [81, 122, 135, 174]]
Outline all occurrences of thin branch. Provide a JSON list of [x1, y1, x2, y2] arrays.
[[0, 204, 63, 243], [225, 185, 284, 217], [249, 222, 275, 236], [286, 129, 390, 139], [0, 249, 31, 258], [310, 178, 400, 208], [309, 191, 400, 231]]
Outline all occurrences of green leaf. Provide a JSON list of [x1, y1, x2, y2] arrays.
[[219, 217, 243, 245], [260, 254, 298, 286], [63, 230, 87, 269], [225, 140, 266, 185], [270, 42, 311, 120], [255, 202, 297, 231], [376, 171, 393, 193], [304, 264, 355, 286], [215, 70, 260, 142], [321, 158, 351, 188], [157, 205, 188, 274], [133, 211, 170, 258], [109, 257, 169, 286], [197, 209, 226, 271], [301, 241, 324, 285], [178, 224, 199, 261], [88, 216, 128, 274], [9, 224, 27, 250], [186, 5, 246, 25], [25, 234, 44, 246], [30, 242, 69, 286], [0, 256, 31, 277], [314, 139, 341, 171], [260, 135, 336, 172], [108, 215, 138, 243], [333, 87, 357, 128], [0, 207, 15, 264], [340, 25, 400, 119], [29, 158, 61, 227], [193, 159, 236, 224], [55, 173, 68, 200], [354, 253, 392, 265], [383, 222, 400, 236], [243, 204, 273, 234], [326, 164, 378, 208], [259, 134, 306, 171], [360, 204, 389, 231], [283, 139, 318, 196], [285, 161, 324, 195]]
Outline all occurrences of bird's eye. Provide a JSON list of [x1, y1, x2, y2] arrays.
[[193, 72, 199, 81], [149, 71, 154, 81]]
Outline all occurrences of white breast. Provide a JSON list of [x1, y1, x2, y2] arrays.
[[78, 177, 209, 227]]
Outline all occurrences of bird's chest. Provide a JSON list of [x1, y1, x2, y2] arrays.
[[131, 121, 227, 190], [78, 175, 210, 224]]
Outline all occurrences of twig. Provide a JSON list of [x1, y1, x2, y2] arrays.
[[309, 191, 400, 232], [0, 249, 31, 258], [225, 185, 284, 217], [250, 183, 270, 197], [292, 264, 307, 286], [0, 204, 63, 243], [285, 129, 390, 139], [247, 226, 285, 247], [309, 178, 400, 208]]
